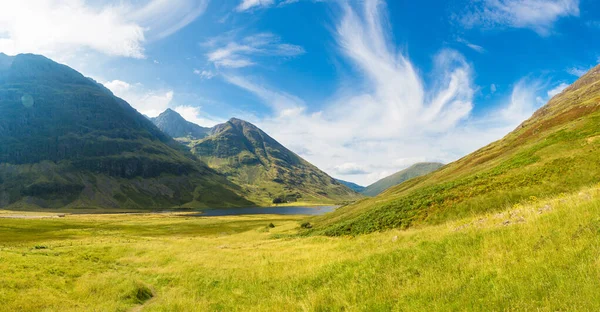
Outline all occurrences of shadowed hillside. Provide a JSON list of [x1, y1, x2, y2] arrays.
[[336, 179, 366, 193], [310, 64, 600, 235], [0, 54, 252, 209]]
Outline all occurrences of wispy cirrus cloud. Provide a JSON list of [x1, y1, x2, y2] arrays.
[[497, 78, 545, 122], [223, 74, 305, 116], [221, 0, 558, 185], [235, 0, 313, 12], [459, 0, 580, 36], [456, 37, 486, 53], [236, 0, 275, 12], [567, 66, 592, 77], [194, 69, 216, 79], [130, 0, 209, 40], [547, 82, 569, 98], [205, 32, 305, 68]]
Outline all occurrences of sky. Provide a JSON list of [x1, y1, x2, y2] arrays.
[[1, 0, 599, 185]]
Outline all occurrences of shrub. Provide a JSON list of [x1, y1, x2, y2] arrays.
[[300, 222, 313, 229]]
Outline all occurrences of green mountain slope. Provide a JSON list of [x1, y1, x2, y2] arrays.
[[151, 109, 211, 140], [0, 53, 252, 209], [336, 179, 366, 193], [310, 64, 600, 236], [361, 162, 444, 196], [187, 118, 361, 205]]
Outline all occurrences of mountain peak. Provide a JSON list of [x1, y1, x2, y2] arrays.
[[157, 108, 184, 120], [228, 117, 253, 127], [151, 108, 211, 140], [190, 118, 360, 204]]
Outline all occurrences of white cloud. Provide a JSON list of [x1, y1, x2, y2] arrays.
[[567, 66, 591, 77], [0, 0, 207, 62], [236, 0, 275, 12], [172, 105, 224, 127], [194, 69, 216, 79], [547, 82, 569, 98], [206, 32, 305, 68], [235, 0, 308, 12], [0, 1, 144, 59], [103, 80, 224, 127], [221, 0, 547, 185], [208, 33, 305, 68], [498, 78, 544, 123], [223, 75, 305, 114], [457, 37, 486, 53], [334, 163, 370, 175], [460, 0, 580, 36], [490, 83, 497, 93], [131, 0, 209, 40], [104, 80, 174, 117]]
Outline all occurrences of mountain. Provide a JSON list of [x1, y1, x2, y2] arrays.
[[361, 162, 444, 196], [336, 179, 366, 193], [151, 109, 211, 140], [0, 53, 252, 209], [186, 118, 361, 205], [310, 64, 600, 236]]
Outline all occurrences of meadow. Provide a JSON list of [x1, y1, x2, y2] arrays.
[[1, 185, 600, 311]]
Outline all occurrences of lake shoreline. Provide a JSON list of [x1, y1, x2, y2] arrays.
[[0, 205, 340, 218]]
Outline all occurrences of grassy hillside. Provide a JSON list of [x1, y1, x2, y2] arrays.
[[1, 185, 599, 310], [309, 64, 600, 236], [187, 118, 361, 205], [0, 54, 251, 209], [361, 162, 444, 196]]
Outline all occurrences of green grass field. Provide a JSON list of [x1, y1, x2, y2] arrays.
[[1, 185, 600, 311]]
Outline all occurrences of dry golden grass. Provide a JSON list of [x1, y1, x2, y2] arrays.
[[1, 186, 600, 311]]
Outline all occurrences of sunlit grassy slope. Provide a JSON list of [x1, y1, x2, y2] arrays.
[[310, 64, 600, 235], [1, 185, 600, 311]]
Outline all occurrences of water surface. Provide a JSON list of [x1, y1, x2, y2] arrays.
[[194, 206, 338, 217]]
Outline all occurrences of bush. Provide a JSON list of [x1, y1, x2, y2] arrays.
[[273, 197, 285, 204], [268, 223, 275, 228], [300, 222, 312, 229]]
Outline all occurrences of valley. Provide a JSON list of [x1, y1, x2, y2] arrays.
[[1, 184, 599, 311], [1, 0, 600, 309]]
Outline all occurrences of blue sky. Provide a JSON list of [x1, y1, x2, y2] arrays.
[[1, 0, 599, 185]]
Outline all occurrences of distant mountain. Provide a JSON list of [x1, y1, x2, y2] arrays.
[[312, 64, 600, 236], [151, 109, 211, 140], [361, 162, 444, 196], [0, 53, 251, 209], [336, 179, 366, 193], [187, 118, 361, 205]]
